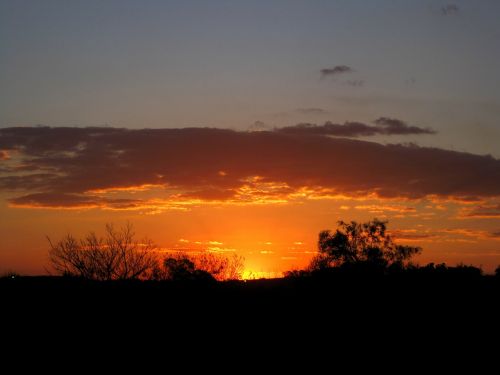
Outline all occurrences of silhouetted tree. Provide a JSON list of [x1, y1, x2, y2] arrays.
[[310, 219, 421, 271], [283, 269, 310, 278], [157, 252, 245, 281], [195, 253, 245, 281], [496, 266, 500, 278], [48, 223, 157, 280], [159, 253, 213, 281], [453, 263, 483, 277]]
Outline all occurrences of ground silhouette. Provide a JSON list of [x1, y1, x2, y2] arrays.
[[1, 219, 499, 334]]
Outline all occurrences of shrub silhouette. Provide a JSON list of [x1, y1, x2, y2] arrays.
[[309, 218, 421, 271], [48, 223, 157, 280], [48, 222, 245, 281], [160, 254, 214, 281], [195, 253, 245, 281], [155, 252, 245, 281]]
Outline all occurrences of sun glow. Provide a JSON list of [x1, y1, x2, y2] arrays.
[[242, 269, 282, 280]]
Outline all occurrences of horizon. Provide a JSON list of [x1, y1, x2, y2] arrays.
[[1, 1, 500, 276]]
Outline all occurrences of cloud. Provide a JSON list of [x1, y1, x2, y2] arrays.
[[392, 228, 481, 243], [441, 4, 459, 15], [373, 117, 436, 135], [276, 117, 435, 137], [208, 241, 223, 245], [9, 192, 143, 210], [248, 121, 272, 132], [443, 228, 482, 237], [1, 126, 500, 209], [391, 230, 438, 241], [461, 204, 500, 218], [296, 108, 329, 115], [0, 150, 10, 160], [393, 228, 500, 243], [354, 205, 416, 213], [320, 65, 353, 78]]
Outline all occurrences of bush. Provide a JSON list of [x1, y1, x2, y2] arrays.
[[48, 223, 157, 280]]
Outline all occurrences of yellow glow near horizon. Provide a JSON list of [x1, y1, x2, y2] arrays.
[[2, 188, 500, 275]]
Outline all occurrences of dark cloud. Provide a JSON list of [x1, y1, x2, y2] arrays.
[[1, 126, 500, 209], [276, 117, 435, 137], [441, 4, 459, 15], [10, 192, 143, 209], [248, 121, 272, 132], [320, 65, 353, 78], [373, 117, 436, 135], [296, 108, 329, 115]]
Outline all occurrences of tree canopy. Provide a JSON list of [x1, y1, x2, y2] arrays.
[[310, 219, 421, 271], [48, 223, 157, 280]]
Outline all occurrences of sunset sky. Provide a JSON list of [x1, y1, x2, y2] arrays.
[[1, 0, 500, 276]]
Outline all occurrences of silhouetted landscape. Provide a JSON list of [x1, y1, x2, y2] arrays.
[[3, 219, 499, 330]]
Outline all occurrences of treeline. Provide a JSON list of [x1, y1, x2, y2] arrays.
[[47, 223, 244, 281], [6, 219, 498, 281], [286, 219, 499, 278]]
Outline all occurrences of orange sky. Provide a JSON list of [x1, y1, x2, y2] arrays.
[[1, 161, 500, 275], [2, 3, 500, 277]]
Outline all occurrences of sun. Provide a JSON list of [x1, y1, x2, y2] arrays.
[[241, 269, 282, 280]]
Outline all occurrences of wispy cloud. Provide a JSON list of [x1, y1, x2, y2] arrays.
[[320, 65, 353, 78], [373, 117, 436, 135], [208, 241, 223, 245], [0, 150, 10, 160], [354, 204, 416, 214], [461, 204, 500, 218], [296, 108, 329, 115], [276, 117, 436, 137], [393, 227, 500, 243]]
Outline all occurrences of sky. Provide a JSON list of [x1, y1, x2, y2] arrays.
[[1, 0, 500, 276]]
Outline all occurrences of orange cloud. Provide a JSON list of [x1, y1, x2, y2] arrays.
[[0, 150, 10, 160], [391, 227, 500, 245], [87, 184, 166, 194], [354, 204, 416, 213], [459, 204, 500, 218]]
